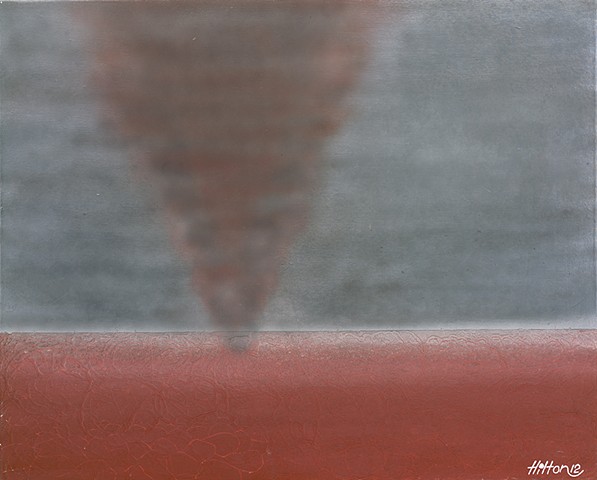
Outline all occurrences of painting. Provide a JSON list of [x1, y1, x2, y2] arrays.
[[0, 1, 595, 478]]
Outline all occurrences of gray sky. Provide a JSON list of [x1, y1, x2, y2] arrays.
[[1, 0, 595, 331]]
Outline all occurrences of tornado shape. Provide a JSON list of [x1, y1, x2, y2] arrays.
[[83, 1, 373, 330]]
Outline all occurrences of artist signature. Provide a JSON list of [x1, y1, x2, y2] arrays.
[[528, 460, 584, 478]]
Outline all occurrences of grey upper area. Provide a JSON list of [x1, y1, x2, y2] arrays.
[[0, 0, 595, 331]]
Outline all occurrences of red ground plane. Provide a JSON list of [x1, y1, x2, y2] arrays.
[[1, 331, 596, 479]]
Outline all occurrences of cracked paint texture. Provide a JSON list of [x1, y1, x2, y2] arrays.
[[1, 331, 596, 479]]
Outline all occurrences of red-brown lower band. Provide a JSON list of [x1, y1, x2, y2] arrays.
[[1, 331, 596, 479]]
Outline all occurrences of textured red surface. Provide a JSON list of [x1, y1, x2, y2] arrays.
[[1, 331, 596, 479]]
